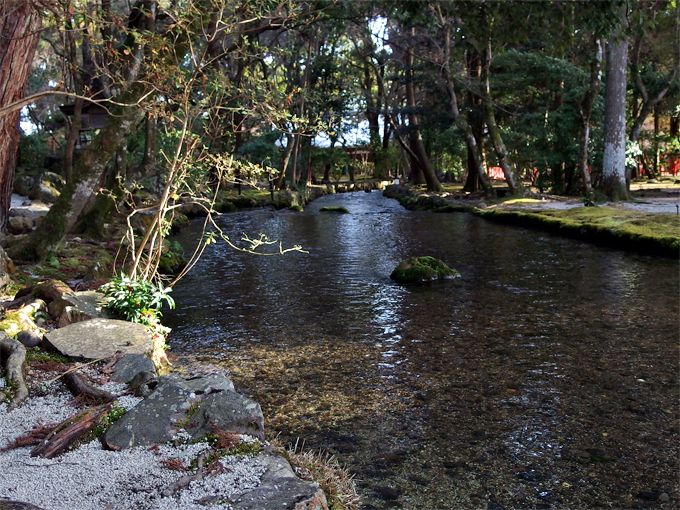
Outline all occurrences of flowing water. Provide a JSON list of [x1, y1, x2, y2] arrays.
[[166, 191, 679, 509]]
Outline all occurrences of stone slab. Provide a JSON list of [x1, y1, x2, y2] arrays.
[[232, 454, 328, 510], [43, 318, 152, 360]]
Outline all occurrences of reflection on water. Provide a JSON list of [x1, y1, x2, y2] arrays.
[[166, 191, 680, 509]]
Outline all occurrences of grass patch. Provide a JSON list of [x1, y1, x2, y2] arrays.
[[275, 441, 361, 510], [475, 206, 680, 257]]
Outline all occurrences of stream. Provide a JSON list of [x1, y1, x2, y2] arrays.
[[166, 191, 679, 509]]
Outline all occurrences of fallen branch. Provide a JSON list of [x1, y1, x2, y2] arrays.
[[0, 294, 34, 313], [0, 334, 29, 409], [31, 403, 112, 459], [63, 373, 114, 404], [161, 451, 210, 497], [44, 357, 109, 385]]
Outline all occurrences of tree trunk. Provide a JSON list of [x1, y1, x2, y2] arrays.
[[602, 39, 629, 201], [577, 39, 603, 196], [23, 84, 148, 260], [277, 133, 294, 189], [141, 112, 157, 174], [651, 104, 660, 178], [439, 25, 493, 196], [481, 40, 522, 195], [405, 28, 442, 192], [63, 98, 83, 183], [0, 1, 41, 232]]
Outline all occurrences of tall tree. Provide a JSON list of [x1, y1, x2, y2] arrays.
[[0, 0, 42, 232], [602, 4, 629, 201]]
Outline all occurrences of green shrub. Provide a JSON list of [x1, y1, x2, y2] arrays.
[[99, 274, 174, 328]]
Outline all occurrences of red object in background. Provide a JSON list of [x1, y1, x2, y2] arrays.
[[666, 156, 679, 176], [487, 166, 505, 179]]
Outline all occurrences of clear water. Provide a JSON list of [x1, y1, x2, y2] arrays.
[[166, 191, 679, 509]]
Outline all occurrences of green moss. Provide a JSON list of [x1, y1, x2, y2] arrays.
[[216, 199, 236, 213], [94, 404, 127, 437], [222, 440, 262, 456], [475, 207, 680, 257], [178, 401, 201, 429], [390, 256, 460, 284], [26, 347, 70, 364], [289, 205, 304, 212], [0, 309, 38, 338], [320, 206, 350, 214]]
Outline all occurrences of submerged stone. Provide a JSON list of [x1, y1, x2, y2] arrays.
[[390, 256, 460, 284], [319, 206, 349, 214]]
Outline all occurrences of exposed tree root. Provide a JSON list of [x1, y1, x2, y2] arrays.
[[0, 423, 57, 451], [30, 403, 112, 459], [63, 372, 114, 404], [0, 334, 28, 408]]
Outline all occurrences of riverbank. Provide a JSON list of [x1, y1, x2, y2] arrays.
[[0, 183, 375, 510], [383, 184, 680, 257], [0, 277, 358, 509]]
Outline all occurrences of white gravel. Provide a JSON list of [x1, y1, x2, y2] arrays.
[[0, 376, 267, 510]]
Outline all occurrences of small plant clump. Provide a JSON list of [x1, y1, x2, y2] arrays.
[[99, 274, 175, 370], [99, 274, 174, 330], [276, 442, 361, 510]]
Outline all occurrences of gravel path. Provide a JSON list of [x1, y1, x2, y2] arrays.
[[0, 377, 266, 510]]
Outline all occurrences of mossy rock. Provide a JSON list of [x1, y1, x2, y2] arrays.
[[170, 212, 190, 232], [320, 206, 349, 214], [289, 205, 304, 212], [390, 256, 460, 284]]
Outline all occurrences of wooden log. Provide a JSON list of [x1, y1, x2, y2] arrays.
[[63, 372, 114, 404], [0, 333, 28, 408], [0, 501, 45, 510], [30, 403, 111, 459], [0, 293, 33, 312]]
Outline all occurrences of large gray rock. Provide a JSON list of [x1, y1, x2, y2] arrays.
[[183, 373, 235, 394], [43, 318, 152, 360], [29, 180, 60, 204], [7, 216, 33, 235], [0, 246, 14, 290], [40, 171, 65, 189], [13, 174, 36, 196], [111, 354, 157, 384], [104, 373, 239, 449], [232, 454, 328, 510], [104, 377, 194, 449], [186, 390, 265, 440], [47, 290, 111, 327]]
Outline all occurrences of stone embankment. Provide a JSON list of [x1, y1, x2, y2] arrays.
[[0, 277, 329, 510]]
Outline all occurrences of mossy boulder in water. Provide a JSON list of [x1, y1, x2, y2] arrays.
[[390, 256, 460, 284], [320, 206, 349, 214]]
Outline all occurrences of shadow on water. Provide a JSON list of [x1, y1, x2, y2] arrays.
[[166, 191, 680, 509]]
